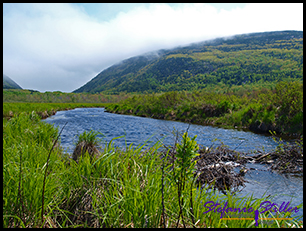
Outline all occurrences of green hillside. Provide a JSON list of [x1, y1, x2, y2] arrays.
[[73, 30, 303, 94], [3, 74, 22, 89]]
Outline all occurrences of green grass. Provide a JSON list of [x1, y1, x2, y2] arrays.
[[105, 80, 303, 136], [3, 111, 303, 228], [3, 102, 109, 119], [3, 112, 64, 227], [76, 130, 103, 146]]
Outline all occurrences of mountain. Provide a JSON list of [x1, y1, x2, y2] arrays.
[[3, 74, 22, 89], [73, 30, 303, 94]]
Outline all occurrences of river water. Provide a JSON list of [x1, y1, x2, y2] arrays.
[[43, 107, 303, 219]]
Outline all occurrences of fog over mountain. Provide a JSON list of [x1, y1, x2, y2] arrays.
[[73, 30, 303, 94], [3, 3, 303, 92]]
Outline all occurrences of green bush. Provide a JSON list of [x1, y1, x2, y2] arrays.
[[217, 99, 232, 114], [104, 80, 302, 136]]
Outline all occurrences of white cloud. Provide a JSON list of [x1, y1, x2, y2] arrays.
[[3, 3, 303, 92]]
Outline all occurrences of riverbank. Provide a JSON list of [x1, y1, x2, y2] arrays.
[[104, 81, 303, 138], [3, 102, 109, 120], [3, 108, 303, 227]]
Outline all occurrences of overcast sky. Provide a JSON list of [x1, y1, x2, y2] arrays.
[[3, 3, 303, 92]]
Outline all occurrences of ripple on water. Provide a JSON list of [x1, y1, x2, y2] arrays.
[[44, 108, 303, 219]]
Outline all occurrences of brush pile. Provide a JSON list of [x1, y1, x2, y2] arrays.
[[194, 145, 248, 194], [251, 139, 303, 174], [163, 134, 303, 195], [163, 144, 249, 194]]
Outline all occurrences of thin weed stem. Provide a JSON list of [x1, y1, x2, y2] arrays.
[[18, 150, 26, 226], [161, 153, 166, 228], [41, 122, 68, 225]]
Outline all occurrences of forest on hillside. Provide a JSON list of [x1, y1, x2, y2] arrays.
[[74, 31, 303, 94], [117, 38, 303, 93]]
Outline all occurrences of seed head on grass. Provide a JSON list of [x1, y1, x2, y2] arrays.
[[72, 130, 103, 162]]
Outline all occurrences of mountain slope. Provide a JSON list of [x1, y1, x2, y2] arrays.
[[73, 30, 303, 94], [3, 74, 22, 89]]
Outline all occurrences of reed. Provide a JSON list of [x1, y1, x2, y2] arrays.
[[3, 112, 65, 227]]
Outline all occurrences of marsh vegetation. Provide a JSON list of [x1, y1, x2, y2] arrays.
[[3, 78, 303, 227], [105, 81, 303, 137], [3, 109, 303, 227]]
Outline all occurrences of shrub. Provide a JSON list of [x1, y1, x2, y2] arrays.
[[72, 130, 103, 161]]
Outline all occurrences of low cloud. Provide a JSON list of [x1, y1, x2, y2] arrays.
[[3, 3, 303, 92]]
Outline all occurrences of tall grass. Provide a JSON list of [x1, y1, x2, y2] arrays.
[[3, 102, 108, 119], [3, 112, 303, 227], [105, 80, 303, 136], [3, 112, 65, 227]]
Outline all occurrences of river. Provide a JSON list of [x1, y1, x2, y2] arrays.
[[43, 107, 303, 219]]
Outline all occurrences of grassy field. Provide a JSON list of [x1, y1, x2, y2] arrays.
[[3, 102, 109, 119], [3, 104, 303, 227]]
